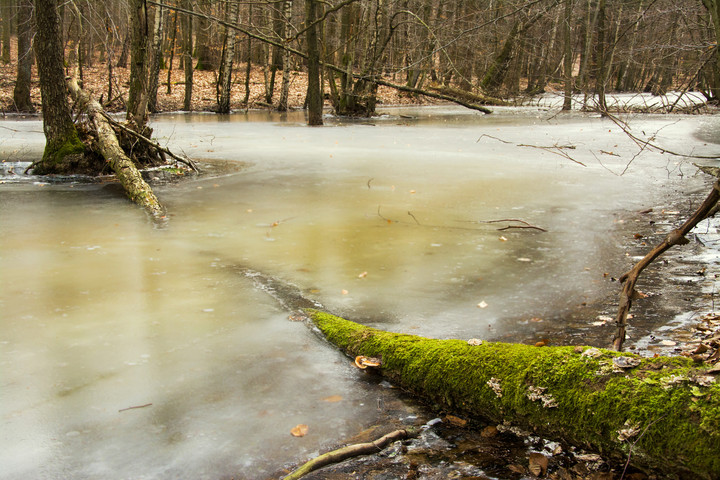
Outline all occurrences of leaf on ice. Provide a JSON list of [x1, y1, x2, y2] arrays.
[[477, 301, 489, 309], [290, 424, 308, 437], [322, 395, 343, 403]]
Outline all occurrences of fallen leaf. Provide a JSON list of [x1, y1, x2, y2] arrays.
[[467, 338, 483, 346], [499, 236, 508, 242], [358, 271, 368, 278], [322, 395, 343, 403], [477, 301, 489, 309], [290, 424, 308, 437], [341, 289, 349, 295], [530, 317, 543, 322], [445, 415, 467, 427], [480, 425, 498, 437], [529, 452, 548, 476]]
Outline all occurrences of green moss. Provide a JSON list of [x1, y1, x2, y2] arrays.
[[37, 130, 85, 173], [308, 310, 720, 478]]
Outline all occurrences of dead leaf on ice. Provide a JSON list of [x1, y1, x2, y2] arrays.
[[322, 395, 343, 403], [290, 424, 309, 437], [354, 356, 382, 369]]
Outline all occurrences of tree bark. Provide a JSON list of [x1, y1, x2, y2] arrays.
[[33, 0, 85, 173], [562, 0, 573, 111], [147, 4, 165, 113], [67, 76, 165, 218], [1, 0, 11, 64], [14, 0, 35, 112], [217, 0, 239, 114], [277, 0, 294, 112], [127, 0, 150, 126], [181, 0, 193, 111], [305, 0, 323, 125], [308, 310, 720, 479]]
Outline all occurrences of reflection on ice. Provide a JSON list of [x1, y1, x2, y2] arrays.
[[0, 105, 715, 479]]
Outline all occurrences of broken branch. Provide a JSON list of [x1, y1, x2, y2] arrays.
[[282, 428, 417, 480]]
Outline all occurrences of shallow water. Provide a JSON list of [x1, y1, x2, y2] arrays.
[[0, 105, 716, 479]]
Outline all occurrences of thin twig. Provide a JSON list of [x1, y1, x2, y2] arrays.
[[118, 403, 152, 412], [407, 211, 420, 225], [481, 219, 547, 232]]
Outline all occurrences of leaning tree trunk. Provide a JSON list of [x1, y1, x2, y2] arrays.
[[33, 0, 85, 173], [13, 0, 35, 113], [67, 76, 164, 218], [308, 310, 720, 479]]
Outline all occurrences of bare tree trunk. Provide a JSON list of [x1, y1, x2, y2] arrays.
[[147, 4, 165, 113], [181, 0, 193, 110], [217, 0, 239, 114], [166, 10, 178, 95], [13, 0, 35, 112], [1, 0, 11, 64], [33, 0, 85, 173], [277, 0, 294, 111], [305, 0, 323, 125], [127, 0, 150, 126], [562, 0, 573, 110]]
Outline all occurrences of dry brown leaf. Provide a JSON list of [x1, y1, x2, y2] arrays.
[[445, 414, 467, 427], [528, 452, 548, 477], [290, 424, 309, 437], [322, 395, 343, 403]]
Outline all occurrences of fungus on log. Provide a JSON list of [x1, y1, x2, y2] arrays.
[[308, 310, 720, 479], [66, 76, 165, 218]]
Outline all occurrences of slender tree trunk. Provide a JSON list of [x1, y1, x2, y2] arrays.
[[167, 10, 178, 95], [243, 28, 251, 104], [127, 0, 150, 126], [181, 0, 193, 111], [305, 0, 323, 125], [562, 0, 573, 110], [595, 0, 607, 112], [33, 0, 85, 173], [217, 0, 239, 114], [1, 0, 11, 64], [13, 0, 35, 112], [277, 0, 294, 111], [147, 4, 164, 113]]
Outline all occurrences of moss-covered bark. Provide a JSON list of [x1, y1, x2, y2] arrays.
[[308, 310, 720, 479]]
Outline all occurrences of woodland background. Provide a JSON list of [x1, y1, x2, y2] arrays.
[[1, 0, 720, 116]]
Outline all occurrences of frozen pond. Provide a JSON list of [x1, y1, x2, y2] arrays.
[[1, 105, 717, 479]]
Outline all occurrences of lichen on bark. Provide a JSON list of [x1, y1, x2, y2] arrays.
[[308, 310, 720, 479]]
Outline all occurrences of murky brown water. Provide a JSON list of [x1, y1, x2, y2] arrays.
[[1, 105, 717, 479]]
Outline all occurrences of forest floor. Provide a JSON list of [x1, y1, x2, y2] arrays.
[[0, 59, 437, 115]]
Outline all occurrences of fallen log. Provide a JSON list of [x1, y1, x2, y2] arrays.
[[66, 76, 165, 218], [307, 310, 720, 479]]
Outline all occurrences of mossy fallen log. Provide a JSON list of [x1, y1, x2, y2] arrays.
[[66, 76, 165, 218], [308, 310, 720, 479]]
